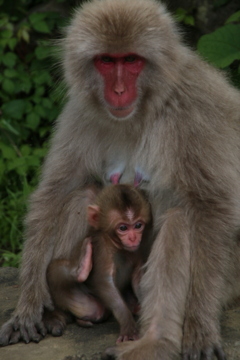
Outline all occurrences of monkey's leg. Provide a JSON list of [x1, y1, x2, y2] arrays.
[[0, 187, 95, 346], [181, 208, 230, 360], [102, 207, 190, 360], [43, 309, 72, 337]]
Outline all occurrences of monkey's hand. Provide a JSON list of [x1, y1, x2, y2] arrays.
[[182, 317, 226, 360], [0, 313, 46, 346], [102, 337, 179, 360], [116, 320, 139, 344], [116, 332, 139, 343], [76, 237, 93, 282]]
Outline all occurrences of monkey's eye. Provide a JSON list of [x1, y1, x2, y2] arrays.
[[124, 55, 137, 63], [118, 224, 128, 232], [134, 222, 143, 229], [100, 56, 114, 63]]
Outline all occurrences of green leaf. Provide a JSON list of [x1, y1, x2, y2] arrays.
[[0, 143, 16, 160], [225, 11, 240, 24], [0, 29, 13, 39], [33, 20, 51, 34], [35, 45, 51, 60], [174, 8, 187, 22], [197, 24, 240, 68], [184, 15, 195, 26], [2, 52, 17, 68], [26, 113, 40, 130], [35, 86, 45, 96], [0, 119, 20, 135], [19, 79, 32, 94], [2, 100, 26, 120], [0, 16, 8, 27], [33, 70, 52, 85], [20, 145, 31, 156], [29, 13, 47, 24], [17, 27, 30, 43], [33, 147, 48, 158], [26, 155, 41, 167], [34, 104, 46, 118], [42, 98, 53, 109], [29, 13, 51, 33], [4, 69, 18, 78], [2, 78, 15, 94], [7, 38, 17, 50], [7, 157, 26, 174]]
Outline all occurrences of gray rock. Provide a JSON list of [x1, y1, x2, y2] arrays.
[[0, 267, 240, 359]]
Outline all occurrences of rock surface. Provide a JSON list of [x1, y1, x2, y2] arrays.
[[1, 267, 240, 359]]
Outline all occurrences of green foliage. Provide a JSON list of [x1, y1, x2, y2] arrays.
[[174, 8, 195, 26], [197, 24, 240, 68], [0, 0, 66, 266], [197, 13, 240, 88]]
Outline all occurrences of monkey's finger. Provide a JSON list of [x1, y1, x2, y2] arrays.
[[28, 323, 44, 343], [202, 345, 225, 360], [13, 317, 19, 331], [0, 321, 15, 346], [183, 349, 200, 360], [36, 321, 47, 337], [45, 319, 64, 337], [19, 325, 30, 344], [214, 346, 227, 360], [116, 336, 123, 344], [9, 330, 21, 345]]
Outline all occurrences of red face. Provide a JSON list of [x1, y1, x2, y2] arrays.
[[94, 53, 145, 118], [115, 220, 145, 252]]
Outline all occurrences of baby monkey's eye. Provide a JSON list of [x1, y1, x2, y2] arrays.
[[119, 224, 128, 232], [134, 222, 143, 229]]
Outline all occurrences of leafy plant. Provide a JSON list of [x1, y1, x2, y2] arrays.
[[197, 12, 240, 88], [175, 8, 195, 26], [0, 2, 66, 266]]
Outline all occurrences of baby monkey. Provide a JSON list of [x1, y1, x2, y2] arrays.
[[47, 184, 151, 343]]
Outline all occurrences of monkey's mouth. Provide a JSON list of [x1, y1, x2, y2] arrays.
[[123, 245, 139, 252], [108, 105, 135, 119]]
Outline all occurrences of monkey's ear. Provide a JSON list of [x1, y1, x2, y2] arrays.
[[87, 205, 100, 229]]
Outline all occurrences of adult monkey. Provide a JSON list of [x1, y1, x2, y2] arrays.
[[1, 0, 240, 359]]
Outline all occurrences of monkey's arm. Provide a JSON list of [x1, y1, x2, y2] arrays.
[[0, 105, 98, 346]]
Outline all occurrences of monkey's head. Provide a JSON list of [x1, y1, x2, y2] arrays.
[[87, 184, 151, 252], [63, 0, 184, 121]]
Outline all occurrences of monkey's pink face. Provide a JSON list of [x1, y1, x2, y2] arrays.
[[115, 221, 145, 252], [94, 54, 145, 119]]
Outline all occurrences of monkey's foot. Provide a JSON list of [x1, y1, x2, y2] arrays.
[[183, 345, 226, 360], [182, 318, 226, 360], [43, 309, 69, 337], [0, 315, 46, 346]]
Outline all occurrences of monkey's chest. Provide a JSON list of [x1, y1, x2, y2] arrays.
[[113, 253, 135, 291]]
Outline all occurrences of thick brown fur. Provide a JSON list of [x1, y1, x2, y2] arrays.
[[1, 0, 240, 359]]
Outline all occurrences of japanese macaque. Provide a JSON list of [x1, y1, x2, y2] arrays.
[[47, 184, 151, 343], [1, 0, 240, 359]]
